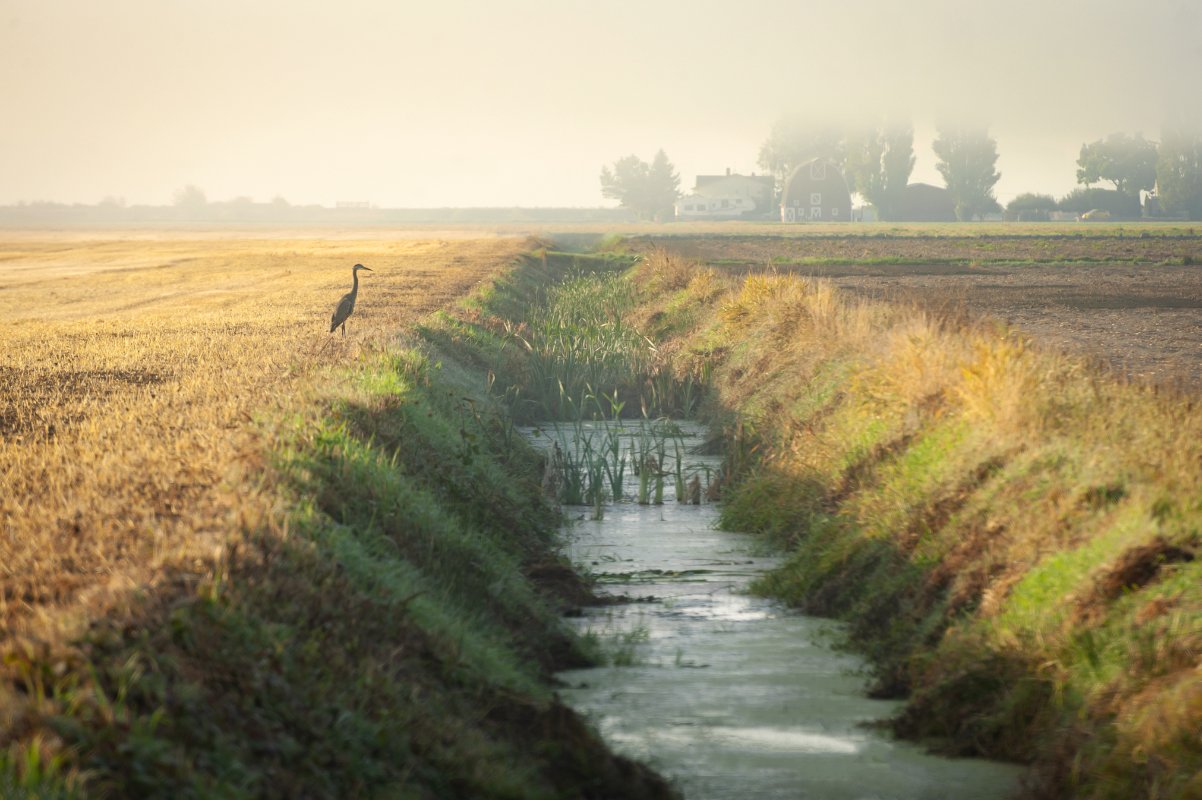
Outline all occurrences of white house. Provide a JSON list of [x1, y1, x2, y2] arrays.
[[676, 170, 775, 220]]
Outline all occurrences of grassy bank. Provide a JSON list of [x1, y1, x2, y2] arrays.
[[0, 239, 675, 798], [420, 249, 703, 426], [625, 247, 1202, 798]]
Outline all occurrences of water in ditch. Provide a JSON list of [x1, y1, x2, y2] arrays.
[[524, 420, 1024, 800]]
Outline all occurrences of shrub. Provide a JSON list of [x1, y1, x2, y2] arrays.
[[1058, 187, 1141, 218], [1004, 193, 1057, 221]]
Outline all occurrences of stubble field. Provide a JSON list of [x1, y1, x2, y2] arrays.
[[0, 232, 529, 648]]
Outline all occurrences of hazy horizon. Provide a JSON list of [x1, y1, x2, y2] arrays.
[[3, 0, 1200, 210]]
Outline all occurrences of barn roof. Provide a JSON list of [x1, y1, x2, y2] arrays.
[[782, 158, 851, 201]]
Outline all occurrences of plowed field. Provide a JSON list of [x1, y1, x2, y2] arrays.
[[638, 232, 1202, 390]]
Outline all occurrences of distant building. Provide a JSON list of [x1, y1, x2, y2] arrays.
[[676, 170, 775, 220], [892, 183, 956, 222], [854, 205, 879, 222], [780, 158, 851, 222]]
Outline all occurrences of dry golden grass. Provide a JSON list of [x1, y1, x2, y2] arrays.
[[0, 231, 531, 649], [643, 250, 1202, 795]]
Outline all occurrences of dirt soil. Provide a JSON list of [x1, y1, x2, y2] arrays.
[[645, 234, 1202, 391]]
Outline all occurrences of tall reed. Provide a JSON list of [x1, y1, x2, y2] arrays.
[[507, 265, 706, 422], [543, 419, 700, 510]]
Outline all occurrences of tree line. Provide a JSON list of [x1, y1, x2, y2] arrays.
[[600, 117, 1202, 221]]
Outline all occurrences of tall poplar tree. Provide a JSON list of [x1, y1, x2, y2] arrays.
[[845, 123, 915, 220], [879, 125, 916, 219], [933, 126, 1001, 221], [1156, 125, 1202, 219]]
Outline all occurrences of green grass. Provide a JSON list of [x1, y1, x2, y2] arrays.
[[617, 236, 1202, 798], [429, 249, 707, 425]]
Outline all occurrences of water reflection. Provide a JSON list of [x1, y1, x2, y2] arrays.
[[524, 422, 1023, 799]]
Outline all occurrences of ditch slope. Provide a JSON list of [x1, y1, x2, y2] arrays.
[[622, 244, 1202, 800]]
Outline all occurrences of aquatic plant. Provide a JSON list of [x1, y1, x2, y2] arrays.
[[541, 419, 702, 510]]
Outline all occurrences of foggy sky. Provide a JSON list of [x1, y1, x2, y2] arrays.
[[3, 0, 1200, 209]]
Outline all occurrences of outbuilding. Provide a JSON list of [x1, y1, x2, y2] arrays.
[[893, 183, 956, 222]]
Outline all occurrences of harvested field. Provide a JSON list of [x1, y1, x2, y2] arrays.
[[0, 232, 528, 643], [634, 230, 1202, 390], [631, 229, 1202, 266], [0, 233, 690, 797]]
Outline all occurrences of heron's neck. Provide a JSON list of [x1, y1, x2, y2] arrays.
[[351, 269, 359, 295]]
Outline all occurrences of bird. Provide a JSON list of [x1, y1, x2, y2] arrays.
[[330, 263, 372, 336]]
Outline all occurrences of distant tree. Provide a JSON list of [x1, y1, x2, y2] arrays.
[[1076, 133, 1158, 198], [646, 149, 681, 220], [1004, 193, 1057, 221], [173, 185, 207, 209], [600, 156, 650, 215], [1156, 125, 1202, 220], [879, 125, 916, 219], [756, 115, 845, 197], [844, 123, 915, 220], [933, 126, 1001, 221], [842, 128, 885, 209], [600, 150, 680, 221]]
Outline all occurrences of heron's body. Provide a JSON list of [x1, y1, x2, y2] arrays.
[[330, 263, 372, 335]]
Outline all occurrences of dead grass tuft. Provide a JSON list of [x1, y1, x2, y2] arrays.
[[637, 247, 696, 293]]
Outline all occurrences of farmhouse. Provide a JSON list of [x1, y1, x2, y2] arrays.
[[676, 170, 775, 220], [780, 158, 851, 222]]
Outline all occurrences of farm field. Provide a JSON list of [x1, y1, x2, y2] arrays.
[[4, 223, 1202, 796], [629, 227, 1202, 390], [1, 231, 696, 797], [6, 222, 1202, 648], [0, 231, 527, 646]]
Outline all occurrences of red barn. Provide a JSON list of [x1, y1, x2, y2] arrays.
[[780, 158, 852, 222]]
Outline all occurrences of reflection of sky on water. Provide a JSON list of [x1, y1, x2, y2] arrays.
[[609, 725, 866, 756], [528, 422, 1023, 799]]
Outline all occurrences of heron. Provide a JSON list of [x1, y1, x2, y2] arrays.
[[330, 263, 372, 336]]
